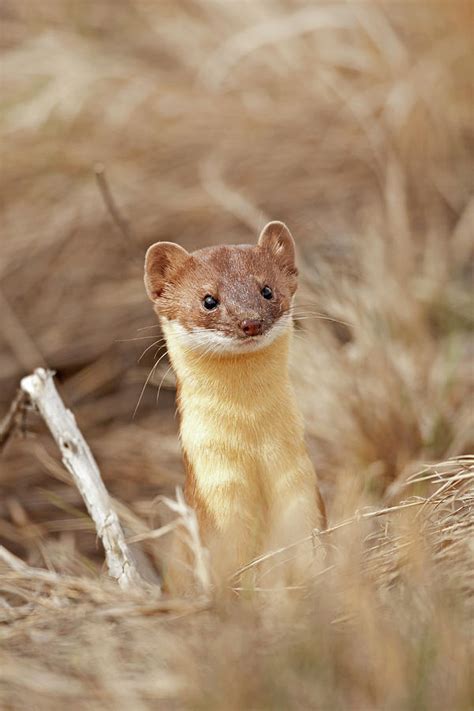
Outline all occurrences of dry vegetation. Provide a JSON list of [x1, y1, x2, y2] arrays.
[[1, 1, 473, 709]]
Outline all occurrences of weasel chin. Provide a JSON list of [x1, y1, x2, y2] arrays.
[[163, 314, 293, 356]]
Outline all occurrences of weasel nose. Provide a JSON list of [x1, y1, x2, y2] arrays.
[[240, 319, 263, 337]]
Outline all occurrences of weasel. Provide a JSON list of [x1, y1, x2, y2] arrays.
[[144, 221, 326, 588]]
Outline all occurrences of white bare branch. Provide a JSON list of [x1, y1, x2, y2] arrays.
[[20, 368, 145, 591]]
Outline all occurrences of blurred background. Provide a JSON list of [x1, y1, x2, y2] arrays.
[[1, 3, 474, 709], [0, 0, 473, 575]]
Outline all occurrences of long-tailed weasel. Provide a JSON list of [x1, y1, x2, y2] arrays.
[[144, 221, 326, 587]]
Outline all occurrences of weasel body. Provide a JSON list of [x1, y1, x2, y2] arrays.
[[144, 222, 325, 584]]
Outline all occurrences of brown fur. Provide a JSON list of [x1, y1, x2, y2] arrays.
[[145, 222, 298, 340]]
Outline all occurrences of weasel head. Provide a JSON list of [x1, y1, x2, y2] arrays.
[[144, 221, 298, 356]]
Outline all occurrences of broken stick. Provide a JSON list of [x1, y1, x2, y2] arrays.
[[20, 368, 144, 591]]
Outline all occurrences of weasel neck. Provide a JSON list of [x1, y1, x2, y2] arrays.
[[161, 320, 294, 404], [159, 318, 322, 554]]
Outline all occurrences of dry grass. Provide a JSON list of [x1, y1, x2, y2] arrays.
[[0, 1, 473, 709]]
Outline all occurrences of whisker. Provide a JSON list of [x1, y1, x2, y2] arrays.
[[136, 324, 161, 332], [132, 362, 160, 419], [292, 316, 352, 327], [156, 364, 174, 405], [290, 311, 352, 327], [115, 335, 163, 342], [137, 338, 167, 363], [154, 343, 168, 360], [133, 348, 170, 418]]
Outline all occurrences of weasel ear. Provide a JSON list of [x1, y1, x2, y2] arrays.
[[258, 221, 297, 276], [144, 241, 189, 302]]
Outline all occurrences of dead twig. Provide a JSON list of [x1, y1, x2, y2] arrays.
[[94, 162, 135, 251], [160, 488, 212, 596], [0, 389, 28, 453], [0, 287, 46, 373], [20, 368, 146, 591]]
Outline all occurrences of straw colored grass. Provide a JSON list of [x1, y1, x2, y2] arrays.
[[0, 1, 473, 709]]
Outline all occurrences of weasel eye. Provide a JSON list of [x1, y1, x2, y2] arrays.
[[203, 294, 219, 310], [261, 286, 273, 300]]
